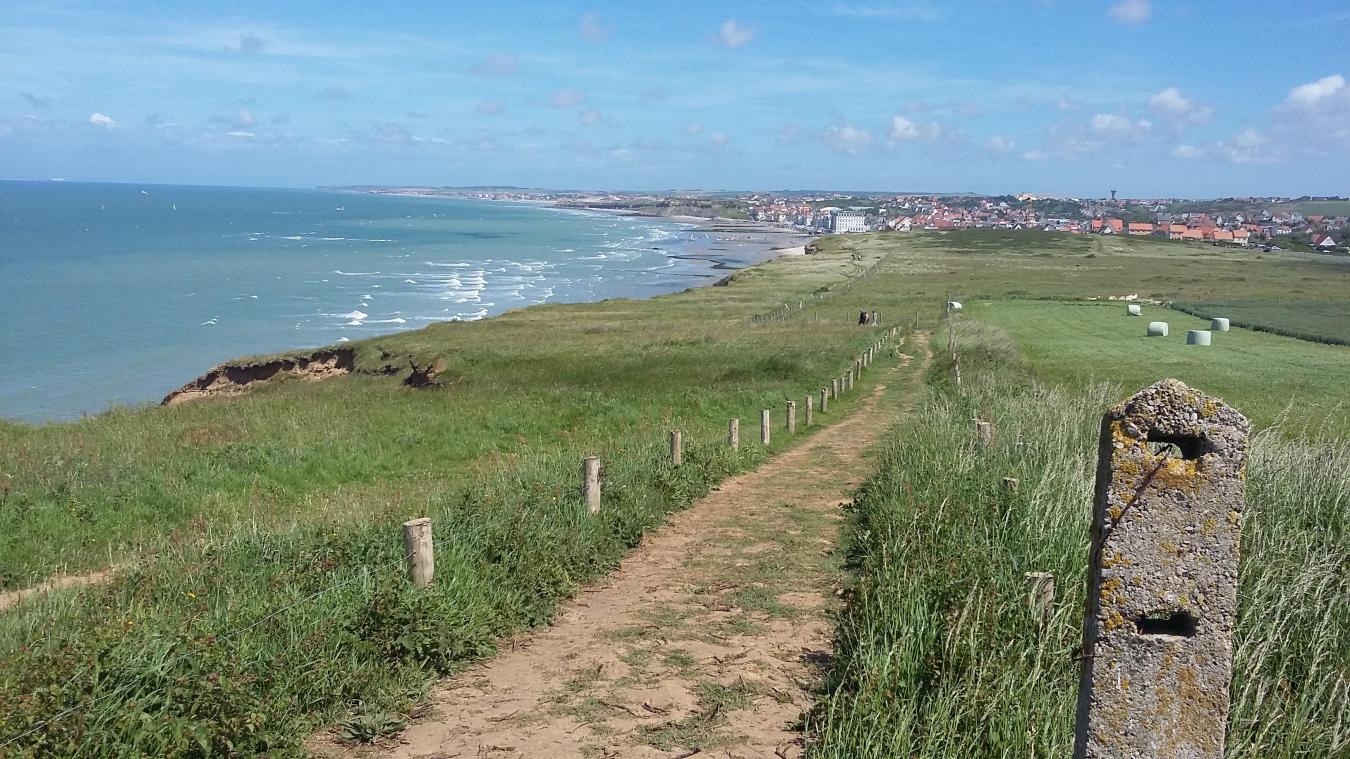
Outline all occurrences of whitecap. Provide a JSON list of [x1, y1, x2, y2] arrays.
[[333, 270, 380, 276], [281, 235, 304, 240], [343, 319, 364, 326], [339, 310, 368, 320], [337, 336, 350, 342]]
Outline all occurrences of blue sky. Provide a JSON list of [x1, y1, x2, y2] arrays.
[[2, 1, 1347, 196]]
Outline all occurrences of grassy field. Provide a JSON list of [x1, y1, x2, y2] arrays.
[[805, 238, 1350, 756], [3, 229, 1349, 755], [1171, 298, 1350, 346]]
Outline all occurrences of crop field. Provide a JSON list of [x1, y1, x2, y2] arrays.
[[1171, 298, 1350, 346], [2, 229, 1349, 755]]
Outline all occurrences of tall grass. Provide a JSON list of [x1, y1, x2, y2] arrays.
[[809, 320, 1349, 757]]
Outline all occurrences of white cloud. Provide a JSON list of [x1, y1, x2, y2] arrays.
[[1090, 113, 1152, 140], [1285, 74, 1345, 108], [1148, 87, 1213, 123], [1056, 95, 1084, 112], [825, 123, 875, 154], [683, 124, 704, 135], [475, 100, 505, 115], [225, 130, 255, 138], [1172, 144, 1203, 159], [709, 132, 730, 146], [235, 108, 255, 127], [889, 114, 943, 142], [550, 89, 585, 108], [1220, 128, 1279, 164], [716, 20, 756, 49], [89, 112, 115, 127], [1021, 149, 1048, 161], [578, 108, 603, 127], [985, 135, 1015, 153], [1108, 0, 1152, 26], [829, 3, 942, 22], [580, 12, 612, 41]]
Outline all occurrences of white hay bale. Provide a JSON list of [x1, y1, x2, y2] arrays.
[[1147, 321, 1169, 337], [1187, 330, 1212, 346], [1127, 304, 1142, 316], [947, 301, 963, 313], [1211, 317, 1230, 331]]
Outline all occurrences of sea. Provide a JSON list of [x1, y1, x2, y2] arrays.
[[0, 181, 758, 423]]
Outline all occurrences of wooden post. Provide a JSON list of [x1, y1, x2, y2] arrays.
[[583, 456, 601, 513], [760, 409, 771, 446], [1001, 476, 1020, 493], [728, 418, 739, 450], [1025, 571, 1055, 629], [786, 401, 796, 434], [669, 430, 682, 466], [820, 387, 829, 413], [402, 518, 434, 588], [1074, 379, 1249, 759], [805, 394, 814, 427], [831, 378, 839, 399]]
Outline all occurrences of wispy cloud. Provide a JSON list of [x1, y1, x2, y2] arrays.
[[579, 12, 612, 41], [475, 100, 505, 115], [1285, 74, 1345, 108], [1148, 86, 1213, 124], [715, 20, 756, 49], [829, 3, 941, 22], [317, 85, 352, 100], [468, 53, 519, 76], [88, 112, 115, 128], [1107, 0, 1152, 26], [550, 89, 585, 108]]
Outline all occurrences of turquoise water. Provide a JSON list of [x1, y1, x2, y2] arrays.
[[0, 182, 727, 423]]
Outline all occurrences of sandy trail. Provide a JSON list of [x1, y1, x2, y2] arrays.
[[320, 333, 931, 759]]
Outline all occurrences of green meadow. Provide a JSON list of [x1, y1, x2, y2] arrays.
[[1, 229, 1348, 755]]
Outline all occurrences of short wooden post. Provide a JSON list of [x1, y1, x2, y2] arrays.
[[831, 378, 839, 399], [669, 430, 682, 466], [582, 456, 601, 513], [760, 409, 771, 446], [805, 394, 814, 427], [786, 401, 796, 434], [975, 420, 992, 448], [728, 418, 739, 449], [820, 387, 829, 413], [1074, 379, 1250, 759], [1001, 476, 1020, 493], [402, 518, 434, 588], [1025, 571, 1055, 629]]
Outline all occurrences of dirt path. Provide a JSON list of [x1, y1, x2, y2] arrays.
[[320, 333, 931, 759]]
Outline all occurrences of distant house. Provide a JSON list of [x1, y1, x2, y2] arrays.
[[1311, 233, 1339, 249], [1166, 224, 1188, 240], [1232, 229, 1250, 245], [1093, 218, 1123, 234], [1181, 229, 1205, 241], [1207, 229, 1234, 243], [1127, 222, 1153, 236], [829, 210, 867, 234]]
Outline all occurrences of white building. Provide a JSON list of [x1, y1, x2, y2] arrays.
[[830, 210, 866, 234]]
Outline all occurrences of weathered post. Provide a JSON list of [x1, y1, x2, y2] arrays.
[[402, 518, 434, 588], [832, 378, 840, 399], [1073, 379, 1249, 759], [820, 387, 829, 413], [582, 456, 601, 513], [760, 409, 771, 446], [805, 394, 814, 427], [728, 418, 739, 450], [1025, 571, 1055, 629], [669, 430, 682, 466], [1001, 476, 1020, 493], [786, 401, 797, 434], [975, 420, 992, 448]]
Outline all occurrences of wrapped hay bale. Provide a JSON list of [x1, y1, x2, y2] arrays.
[[1187, 329, 1212, 346], [1147, 321, 1169, 337], [1211, 317, 1230, 331]]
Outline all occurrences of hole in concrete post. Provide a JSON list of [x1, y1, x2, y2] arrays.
[[1134, 609, 1198, 637], [1144, 432, 1210, 460]]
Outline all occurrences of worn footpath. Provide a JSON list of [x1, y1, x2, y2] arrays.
[[318, 333, 931, 759]]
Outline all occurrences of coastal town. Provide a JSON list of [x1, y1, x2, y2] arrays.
[[340, 185, 1350, 255]]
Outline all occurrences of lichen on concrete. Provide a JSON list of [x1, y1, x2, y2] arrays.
[[1074, 378, 1249, 759]]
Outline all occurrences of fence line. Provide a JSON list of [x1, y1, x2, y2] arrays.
[[748, 255, 886, 326]]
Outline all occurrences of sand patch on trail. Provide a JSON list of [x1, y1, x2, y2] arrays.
[[314, 333, 931, 759]]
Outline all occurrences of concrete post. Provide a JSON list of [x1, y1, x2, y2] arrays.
[[786, 401, 796, 434], [1074, 379, 1249, 759], [760, 409, 771, 446], [728, 418, 739, 450], [805, 394, 814, 427], [582, 456, 601, 514], [820, 387, 829, 413], [669, 430, 682, 466], [402, 518, 434, 588], [975, 420, 992, 448], [1025, 571, 1055, 629]]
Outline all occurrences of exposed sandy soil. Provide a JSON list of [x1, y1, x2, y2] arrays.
[[314, 333, 931, 759], [0, 568, 117, 611]]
